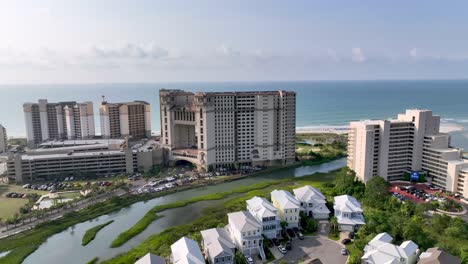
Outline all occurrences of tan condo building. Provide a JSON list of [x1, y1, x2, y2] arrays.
[[347, 109, 468, 197], [159, 89, 296, 171], [0, 124, 7, 153], [24, 99, 95, 147], [99, 101, 151, 139]]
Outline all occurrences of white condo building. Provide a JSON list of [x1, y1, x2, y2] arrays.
[[347, 109, 468, 197], [270, 189, 301, 228], [246, 196, 280, 239], [23, 100, 95, 147], [293, 185, 330, 219], [362, 232, 419, 264], [227, 211, 266, 260], [170, 237, 205, 264], [0, 124, 7, 153], [159, 89, 296, 171], [99, 101, 151, 139]]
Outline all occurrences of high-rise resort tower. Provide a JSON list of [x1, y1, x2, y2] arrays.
[[347, 109, 468, 197], [159, 89, 296, 171], [99, 101, 151, 139], [23, 100, 95, 148], [0, 124, 7, 153]]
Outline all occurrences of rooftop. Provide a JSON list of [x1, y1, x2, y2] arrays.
[[170, 237, 204, 264], [271, 190, 301, 209], [246, 196, 278, 219], [293, 185, 326, 203], [200, 228, 235, 258], [135, 253, 166, 264], [333, 195, 363, 213], [227, 211, 261, 232]]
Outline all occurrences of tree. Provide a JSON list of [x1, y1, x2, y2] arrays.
[[364, 176, 390, 207], [280, 221, 288, 230]]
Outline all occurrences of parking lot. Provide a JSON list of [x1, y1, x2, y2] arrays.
[[389, 182, 463, 204], [271, 236, 347, 264]]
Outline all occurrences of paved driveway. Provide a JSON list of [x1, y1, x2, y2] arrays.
[[271, 236, 347, 264]]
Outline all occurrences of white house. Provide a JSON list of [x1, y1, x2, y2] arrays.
[[362, 232, 420, 264], [246, 196, 280, 239], [170, 237, 205, 264], [135, 253, 166, 264], [293, 185, 330, 219], [333, 194, 365, 231], [227, 211, 266, 260], [271, 190, 301, 228], [200, 228, 235, 264]]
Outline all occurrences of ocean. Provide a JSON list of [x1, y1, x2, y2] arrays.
[[1, 80, 467, 149]]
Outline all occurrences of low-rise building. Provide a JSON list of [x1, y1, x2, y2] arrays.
[[5, 139, 163, 182], [134, 253, 166, 264], [200, 228, 235, 264], [293, 185, 330, 219], [418, 247, 461, 264], [271, 189, 301, 228], [362, 232, 419, 264], [170, 237, 205, 264], [246, 196, 280, 239], [333, 195, 365, 231], [227, 211, 265, 260]]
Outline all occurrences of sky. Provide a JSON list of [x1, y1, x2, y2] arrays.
[[1, 0, 468, 84]]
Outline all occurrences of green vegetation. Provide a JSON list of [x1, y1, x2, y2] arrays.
[[110, 180, 290, 248], [327, 173, 468, 264], [111, 214, 162, 248], [296, 133, 347, 166], [86, 257, 99, 264], [101, 170, 340, 264], [82, 220, 114, 246], [299, 211, 318, 235]]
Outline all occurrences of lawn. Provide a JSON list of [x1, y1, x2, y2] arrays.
[[0, 185, 47, 219]]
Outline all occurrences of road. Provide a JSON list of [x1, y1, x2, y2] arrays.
[[0, 189, 126, 239]]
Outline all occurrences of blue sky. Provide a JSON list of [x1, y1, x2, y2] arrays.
[[1, 0, 468, 83]]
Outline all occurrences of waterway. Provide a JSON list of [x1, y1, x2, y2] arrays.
[[23, 158, 346, 264]]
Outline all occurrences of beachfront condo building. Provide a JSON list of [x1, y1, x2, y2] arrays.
[[0, 124, 7, 153], [23, 99, 95, 147], [99, 101, 151, 139], [347, 109, 468, 197], [159, 89, 296, 171]]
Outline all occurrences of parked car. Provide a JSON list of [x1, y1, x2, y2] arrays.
[[286, 228, 296, 238], [297, 232, 304, 240], [244, 255, 254, 264], [341, 238, 351, 245], [278, 245, 287, 254], [285, 241, 292, 250], [340, 248, 348, 255]]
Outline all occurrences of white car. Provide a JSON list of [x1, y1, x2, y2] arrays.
[[278, 245, 287, 254], [244, 255, 254, 264]]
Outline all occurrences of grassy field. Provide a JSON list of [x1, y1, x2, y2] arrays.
[[0, 185, 47, 219], [101, 171, 339, 263], [82, 220, 114, 246]]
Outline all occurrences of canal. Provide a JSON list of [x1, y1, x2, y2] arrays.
[[23, 158, 346, 264]]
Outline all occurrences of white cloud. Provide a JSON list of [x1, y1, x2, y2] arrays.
[[351, 48, 366, 62], [90, 43, 170, 60]]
